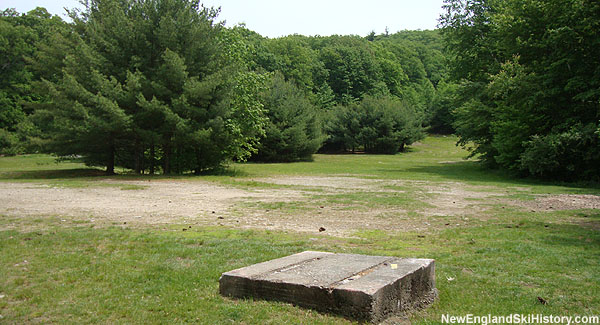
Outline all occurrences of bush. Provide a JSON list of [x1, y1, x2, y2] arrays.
[[521, 123, 600, 181], [251, 73, 325, 162], [0, 128, 19, 155], [326, 95, 425, 154]]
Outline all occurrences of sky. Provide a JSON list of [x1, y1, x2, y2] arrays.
[[2, 0, 446, 38]]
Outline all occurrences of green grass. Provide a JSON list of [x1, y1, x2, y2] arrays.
[[312, 191, 434, 211], [1, 216, 598, 323], [3, 137, 599, 194], [231, 136, 600, 195], [0, 221, 342, 323], [1, 136, 599, 323], [351, 219, 600, 320]]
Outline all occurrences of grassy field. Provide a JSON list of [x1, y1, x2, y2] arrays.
[[1, 136, 599, 324]]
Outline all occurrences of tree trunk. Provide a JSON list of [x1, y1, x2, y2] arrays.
[[150, 143, 155, 175], [106, 140, 115, 175], [399, 142, 405, 152], [140, 146, 145, 175], [175, 147, 180, 175], [194, 149, 202, 175], [134, 138, 141, 174], [162, 140, 171, 175]]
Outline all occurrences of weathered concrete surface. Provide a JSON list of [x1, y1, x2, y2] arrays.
[[219, 251, 436, 322]]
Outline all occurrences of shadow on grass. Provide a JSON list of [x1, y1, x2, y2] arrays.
[[539, 220, 600, 247], [117, 166, 249, 178], [397, 161, 600, 191], [0, 168, 107, 180], [0, 165, 249, 181], [196, 166, 248, 177]]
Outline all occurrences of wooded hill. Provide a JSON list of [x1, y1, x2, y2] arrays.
[[0, 2, 449, 174], [1, 0, 598, 180]]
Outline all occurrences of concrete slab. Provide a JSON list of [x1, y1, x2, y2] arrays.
[[219, 251, 436, 322]]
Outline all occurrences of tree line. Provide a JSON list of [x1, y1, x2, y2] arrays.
[[3, 0, 597, 181], [1, 0, 449, 174], [440, 0, 600, 181]]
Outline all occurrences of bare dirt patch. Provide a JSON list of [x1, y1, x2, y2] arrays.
[[415, 181, 506, 216], [0, 180, 303, 228], [518, 194, 600, 211], [254, 176, 386, 191], [1, 177, 598, 236]]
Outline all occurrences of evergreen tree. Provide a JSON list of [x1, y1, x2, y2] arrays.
[[326, 95, 425, 154], [37, 0, 266, 174], [252, 73, 324, 162]]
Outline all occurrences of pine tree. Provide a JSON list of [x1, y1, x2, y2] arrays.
[[37, 0, 266, 174]]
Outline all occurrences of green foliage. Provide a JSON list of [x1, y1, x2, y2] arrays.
[[373, 32, 449, 129], [248, 32, 449, 118], [0, 128, 19, 155], [3, 3, 453, 165], [252, 73, 324, 162], [35, 0, 266, 174], [317, 36, 384, 104], [326, 95, 425, 154], [263, 37, 321, 93], [428, 80, 458, 134], [442, 0, 600, 180], [0, 8, 67, 154], [521, 123, 600, 180], [238, 30, 451, 150]]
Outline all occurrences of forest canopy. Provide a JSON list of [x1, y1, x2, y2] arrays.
[[2, 0, 598, 180], [440, 0, 600, 181], [1, 0, 443, 173]]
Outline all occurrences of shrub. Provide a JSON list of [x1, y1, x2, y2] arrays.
[[326, 95, 425, 154], [252, 73, 325, 162], [521, 123, 600, 181]]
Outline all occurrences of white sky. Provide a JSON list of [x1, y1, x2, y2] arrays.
[[2, 0, 445, 38]]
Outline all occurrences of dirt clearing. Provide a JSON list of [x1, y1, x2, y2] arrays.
[[1, 176, 598, 236]]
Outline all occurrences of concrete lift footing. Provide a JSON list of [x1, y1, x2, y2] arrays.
[[219, 251, 436, 322]]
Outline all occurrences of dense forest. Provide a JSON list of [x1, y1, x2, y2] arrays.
[[1, 0, 598, 180], [440, 0, 600, 180]]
